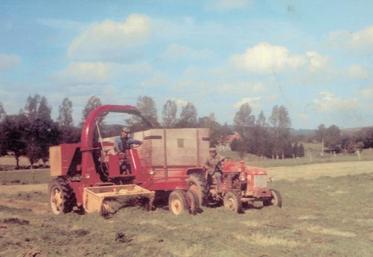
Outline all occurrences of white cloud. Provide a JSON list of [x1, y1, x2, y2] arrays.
[[329, 26, 373, 51], [68, 14, 151, 62], [209, 0, 252, 11], [171, 98, 189, 108], [347, 64, 369, 79], [231, 42, 327, 74], [234, 96, 261, 110], [360, 86, 373, 98], [53, 62, 112, 84], [162, 44, 214, 61], [313, 91, 358, 112], [0, 54, 21, 71], [217, 81, 266, 94], [305, 51, 328, 72]]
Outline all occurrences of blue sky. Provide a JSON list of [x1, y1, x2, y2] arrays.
[[0, 0, 372, 129]]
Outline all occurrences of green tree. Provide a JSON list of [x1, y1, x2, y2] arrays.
[[127, 96, 159, 131], [58, 98, 79, 143], [25, 118, 59, 165], [82, 96, 102, 123], [38, 96, 52, 121], [58, 98, 73, 127], [325, 125, 341, 147], [176, 102, 198, 128], [315, 124, 327, 142], [23, 95, 59, 165], [24, 94, 41, 121], [162, 100, 177, 128], [233, 103, 255, 156], [0, 114, 29, 169], [256, 110, 267, 127], [269, 105, 291, 159], [0, 102, 5, 121], [198, 113, 221, 146], [253, 111, 269, 157]]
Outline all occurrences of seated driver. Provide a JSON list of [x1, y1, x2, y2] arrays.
[[114, 127, 142, 153], [114, 127, 142, 174], [204, 147, 224, 192]]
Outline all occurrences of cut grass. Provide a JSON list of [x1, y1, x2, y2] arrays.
[[0, 168, 372, 257]]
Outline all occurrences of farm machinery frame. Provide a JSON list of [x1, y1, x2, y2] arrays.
[[48, 104, 282, 216]]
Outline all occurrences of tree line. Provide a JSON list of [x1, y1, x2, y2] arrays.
[[313, 124, 372, 154], [1, 94, 372, 169]]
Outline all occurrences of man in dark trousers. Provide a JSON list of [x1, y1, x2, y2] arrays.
[[114, 127, 142, 174], [205, 147, 224, 192]]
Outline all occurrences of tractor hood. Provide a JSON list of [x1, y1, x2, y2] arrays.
[[222, 159, 268, 175]]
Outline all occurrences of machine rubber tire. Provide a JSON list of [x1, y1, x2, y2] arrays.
[[186, 189, 200, 215], [186, 173, 208, 206], [223, 191, 242, 213], [269, 189, 282, 208], [49, 177, 75, 215], [168, 190, 187, 216]]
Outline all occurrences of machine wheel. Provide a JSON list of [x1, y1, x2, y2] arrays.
[[49, 177, 76, 215], [168, 190, 187, 216], [186, 173, 208, 206], [186, 190, 200, 215], [223, 191, 242, 213], [269, 189, 282, 208], [144, 196, 155, 211]]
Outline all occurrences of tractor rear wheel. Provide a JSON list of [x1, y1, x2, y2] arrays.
[[223, 191, 242, 213], [187, 173, 208, 206], [49, 177, 75, 215], [168, 190, 187, 216]]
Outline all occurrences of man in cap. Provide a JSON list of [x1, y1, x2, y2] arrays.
[[114, 127, 142, 153], [204, 147, 225, 192]]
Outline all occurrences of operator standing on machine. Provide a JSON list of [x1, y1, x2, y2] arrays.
[[114, 127, 142, 174], [205, 147, 224, 192]]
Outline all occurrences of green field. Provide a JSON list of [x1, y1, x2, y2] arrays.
[[1, 161, 373, 257], [221, 145, 373, 167]]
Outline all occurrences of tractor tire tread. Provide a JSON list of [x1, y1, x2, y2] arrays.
[[49, 177, 76, 213], [187, 173, 208, 206]]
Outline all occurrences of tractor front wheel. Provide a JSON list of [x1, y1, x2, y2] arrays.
[[186, 189, 200, 215], [168, 190, 187, 215], [49, 177, 75, 215], [223, 191, 242, 213], [269, 189, 282, 208]]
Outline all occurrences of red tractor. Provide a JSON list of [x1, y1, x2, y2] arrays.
[[187, 159, 282, 213], [48, 104, 281, 216]]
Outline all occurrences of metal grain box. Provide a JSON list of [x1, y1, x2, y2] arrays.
[[133, 128, 210, 168], [49, 143, 80, 177]]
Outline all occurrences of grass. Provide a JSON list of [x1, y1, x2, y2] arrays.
[[0, 169, 49, 185], [220, 144, 373, 167], [1, 163, 373, 257]]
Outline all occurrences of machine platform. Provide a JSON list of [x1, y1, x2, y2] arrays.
[[83, 184, 155, 214]]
